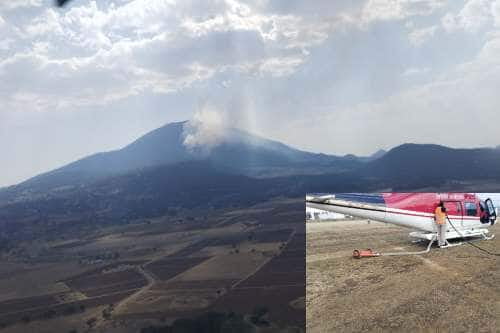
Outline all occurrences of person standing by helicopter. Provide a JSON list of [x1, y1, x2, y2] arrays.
[[435, 201, 447, 247]]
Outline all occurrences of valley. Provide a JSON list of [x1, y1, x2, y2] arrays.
[[0, 198, 305, 333]]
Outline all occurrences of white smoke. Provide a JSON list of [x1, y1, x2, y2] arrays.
[[182, 106, 229, 154]]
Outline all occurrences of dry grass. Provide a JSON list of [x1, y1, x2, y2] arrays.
[[307, 219, 499, 332]]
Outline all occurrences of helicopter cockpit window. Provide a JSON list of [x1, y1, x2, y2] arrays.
[[464, 202, 477, 216]]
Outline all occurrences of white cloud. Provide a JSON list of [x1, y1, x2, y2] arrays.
[[1, 0, 343, 113], [0, 43, 219, 112], [0, 39, 13, 51], [402, 66, 431, 76], [361, 0, 447, 25], [441, 12, 457, 31], [0, 0, 43, 10], [258, 56, 305, 77], [180, 3, 339, 51], [442, 0, 494, 33], [285, 75, 500, 155], [492, 0, 500, 27], [456, 30, 500, 71], [408, 25, 438, 45], [280, 26, 500, 155]]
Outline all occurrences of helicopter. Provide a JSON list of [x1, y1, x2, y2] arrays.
[[306, 193, 496, 255]]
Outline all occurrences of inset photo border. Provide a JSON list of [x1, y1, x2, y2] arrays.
[[306, 193, 499, 332]]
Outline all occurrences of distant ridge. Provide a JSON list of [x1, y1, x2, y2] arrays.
[[357, 143, 500, 187], [367, 149, 387, 161]]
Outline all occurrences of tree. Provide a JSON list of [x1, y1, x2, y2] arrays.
[[102, 305, 113, 320], [43, 309, 57, 319], [86, 317, 97, 328], [250, 306, 269, 326], [63, 305, 77, 315]]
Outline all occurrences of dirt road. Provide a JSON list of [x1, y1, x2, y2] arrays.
[[114, 265, 156, 315], [307, 219, 499, 332]]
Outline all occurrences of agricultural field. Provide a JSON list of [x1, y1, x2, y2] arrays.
[[213, 228, 305, 328], [0, 198, 305, 333]]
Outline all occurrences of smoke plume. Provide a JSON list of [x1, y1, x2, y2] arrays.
[[182, 106, 229, 154]]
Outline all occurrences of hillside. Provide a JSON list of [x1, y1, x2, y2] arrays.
[[358, 143, 500, 188]]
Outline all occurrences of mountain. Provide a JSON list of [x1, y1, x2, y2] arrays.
[[2, 121, 500, 240], [358, 143, 500, 188], [344, 149, 387, 163], [203, 128, 362, 177], [366, 149, 387, 161], [16, 121, 192, 191], [9, 121, 365, 195], [0, 158, 384, 240], [6, 141, 500, 239], [0, 161, 287, 238]]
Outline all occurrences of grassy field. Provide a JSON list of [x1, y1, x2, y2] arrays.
[[306, 219, 499, 332]]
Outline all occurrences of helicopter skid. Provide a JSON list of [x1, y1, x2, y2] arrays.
[[409, 228, 492, 242]]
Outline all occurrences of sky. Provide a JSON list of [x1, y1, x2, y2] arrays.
[[1, 0, 500, 187]]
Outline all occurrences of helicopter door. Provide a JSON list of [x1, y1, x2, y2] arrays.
[[485, 198, 497, 225]]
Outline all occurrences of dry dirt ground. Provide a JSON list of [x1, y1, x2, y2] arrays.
[[307, 219, 499, 333]]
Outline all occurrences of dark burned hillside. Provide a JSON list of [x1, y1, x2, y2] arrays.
[[0, 170, 378, 243], [0, 162, 278, 240]]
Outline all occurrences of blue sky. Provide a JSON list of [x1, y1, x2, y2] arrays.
[[1, 0, 500, 186]]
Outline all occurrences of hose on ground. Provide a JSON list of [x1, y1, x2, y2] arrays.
[[379, 238, 435, 256], [446, 216, 500, 256]]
